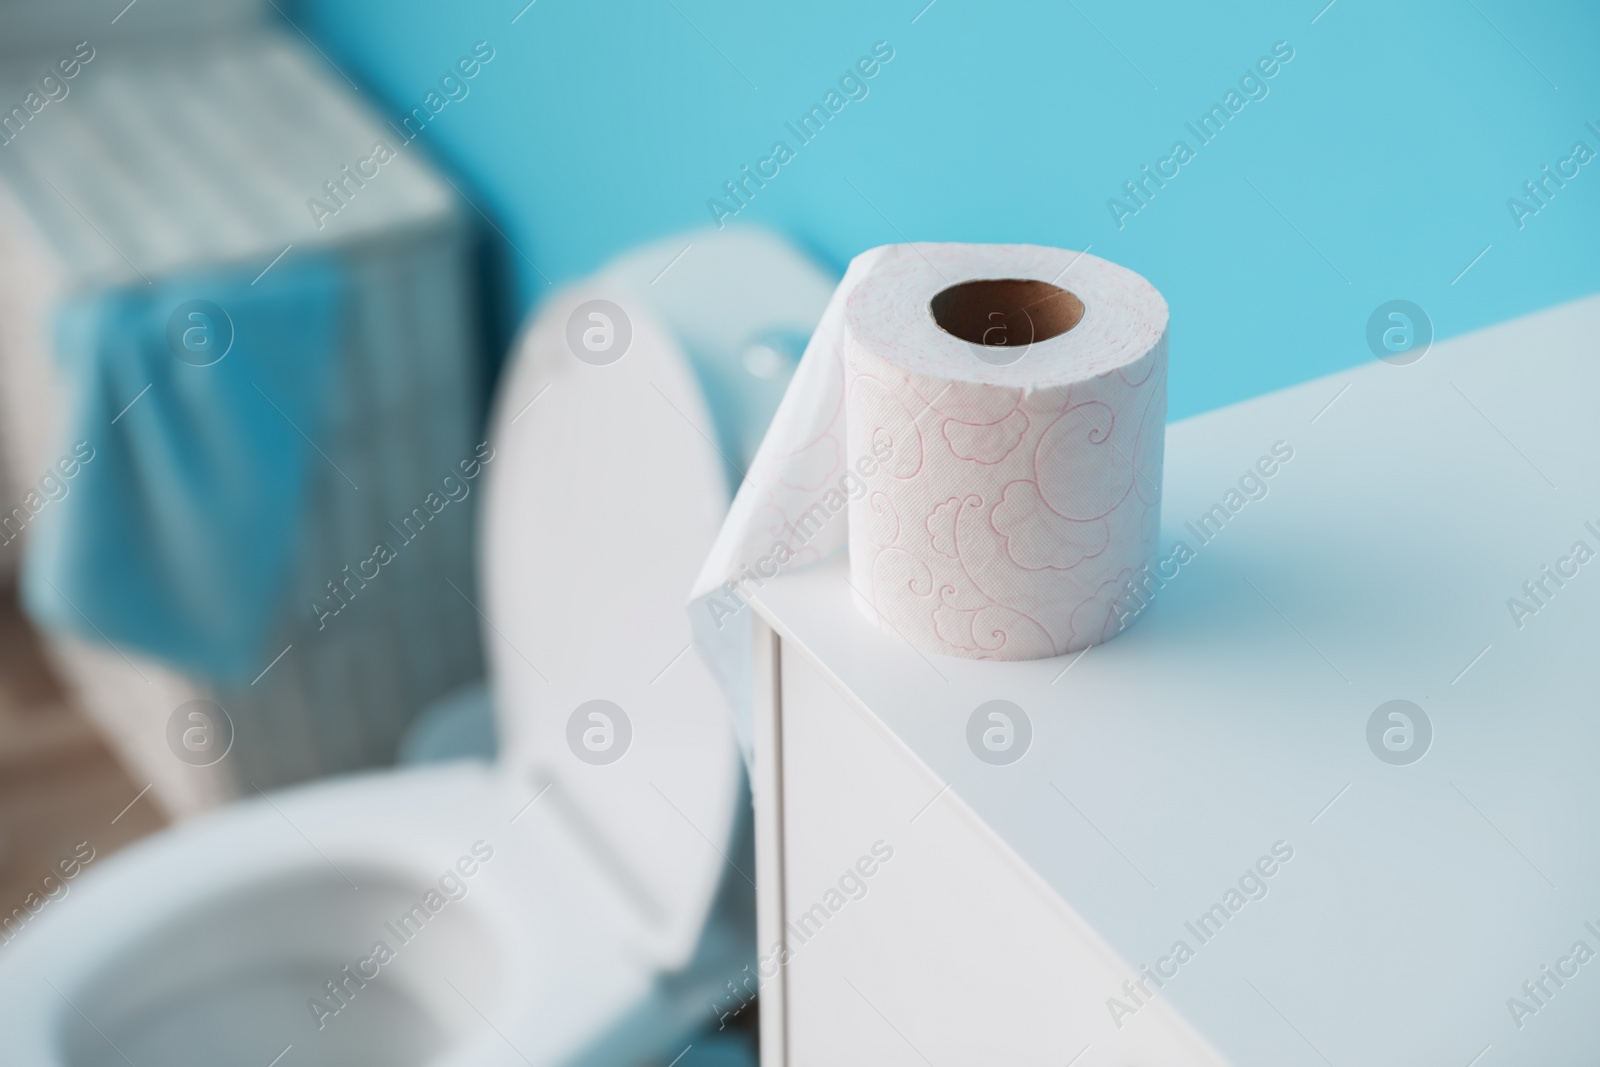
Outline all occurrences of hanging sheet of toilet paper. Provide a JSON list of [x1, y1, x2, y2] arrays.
[[692, 243, 1168, 683], [22, 257, 343, 684]]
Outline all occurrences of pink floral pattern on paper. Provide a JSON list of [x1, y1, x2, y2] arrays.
[[942, 409, 1030, 463], [1034, 401, 1130, 521], [864, 491, 900, 548], [850, 373, 924, 480], [927, 497, 966, 559], [847, 331, 1167, 661], [990, 481, 1109, 570], [1070, 569, 1137, 648], [933, 600, 1055, 659]]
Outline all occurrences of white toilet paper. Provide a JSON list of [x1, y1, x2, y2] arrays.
[[694, 243, 1168, 661]]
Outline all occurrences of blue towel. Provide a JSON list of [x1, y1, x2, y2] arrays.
[[23, 257, 344, 684]]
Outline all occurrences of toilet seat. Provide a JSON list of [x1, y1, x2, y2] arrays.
[[0, 761, 736, 1067]]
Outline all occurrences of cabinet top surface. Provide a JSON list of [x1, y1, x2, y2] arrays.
[[750, 294, 1600, 1063]]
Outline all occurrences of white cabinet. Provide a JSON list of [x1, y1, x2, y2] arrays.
[[769, 634, 1218, 1065], [745, 297, 1600, 1066]]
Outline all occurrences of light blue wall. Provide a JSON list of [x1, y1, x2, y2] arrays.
[[290, 0, 1599, 419]]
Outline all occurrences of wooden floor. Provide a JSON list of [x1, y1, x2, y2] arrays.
[[0, 582, 164, 921]]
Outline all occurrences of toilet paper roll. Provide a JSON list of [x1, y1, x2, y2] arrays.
[[693, 243, 1168, 661]]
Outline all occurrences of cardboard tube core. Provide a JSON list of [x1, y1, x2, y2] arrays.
[[930, 278, 1085, 348]]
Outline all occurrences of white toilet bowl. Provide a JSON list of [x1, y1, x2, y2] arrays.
[[6, 763, 715, 1067], [0, 229, 836, 1065]]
